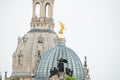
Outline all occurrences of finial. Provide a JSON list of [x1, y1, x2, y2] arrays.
[[84, 56, 87, 67], [58, 21, 65, 40], [85, 56, 87, 61]]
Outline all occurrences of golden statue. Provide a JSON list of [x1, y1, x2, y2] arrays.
[[58, 21, 65, 40], [59, 21, 65, 34]]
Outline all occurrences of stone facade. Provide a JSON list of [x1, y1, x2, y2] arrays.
[[12, 32, 58, 74], [11, 0, 58, 79], [50, 72, 67, 80]]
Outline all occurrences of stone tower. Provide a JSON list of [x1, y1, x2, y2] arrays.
[[12, 0, 58, 78], [31, 0, 54, 29]]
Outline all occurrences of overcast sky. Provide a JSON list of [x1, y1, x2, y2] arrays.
[[0, 0, 120, 80]]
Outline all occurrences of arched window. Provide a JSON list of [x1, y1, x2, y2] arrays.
[[36, 50, 41, 63], [38, 50, 41, 58], [45, 3, 50, 18], [37, 36, 44, 43], [38, 36, 44, 43], [18, 54, 23, 65], [35, 3, 40, 18]]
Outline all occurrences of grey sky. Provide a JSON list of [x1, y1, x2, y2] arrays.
[[0, 0, 120, 80]]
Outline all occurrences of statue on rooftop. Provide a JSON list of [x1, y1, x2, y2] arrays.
[[57, 58, 68, 72]]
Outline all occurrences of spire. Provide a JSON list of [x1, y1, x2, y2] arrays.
[[31, 0, 54, 29], [84, 56, 87, 67], [84, 56, 91, 80]]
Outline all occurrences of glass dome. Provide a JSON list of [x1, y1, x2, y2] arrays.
[[35, 40, 85, 80]]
